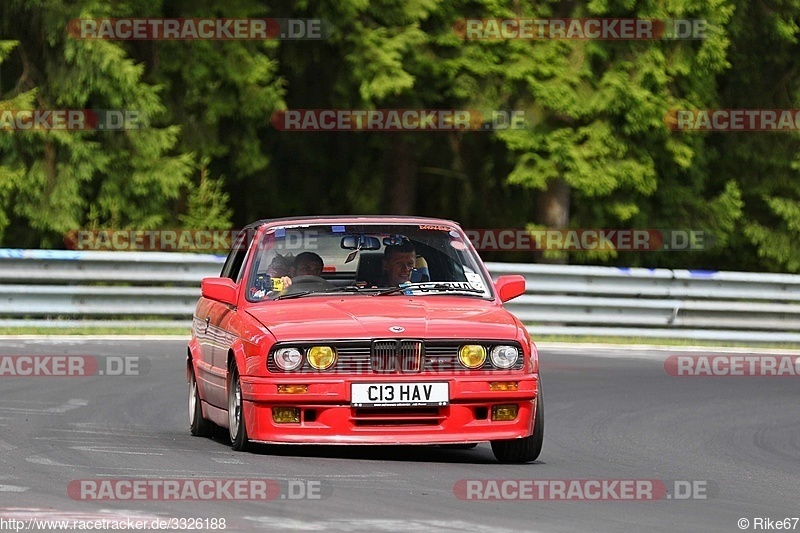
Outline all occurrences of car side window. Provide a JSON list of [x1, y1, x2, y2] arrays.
[[220, 229, 253, 281]]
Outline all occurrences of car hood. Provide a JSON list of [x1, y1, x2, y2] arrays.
[[245, 297, 523, 342]]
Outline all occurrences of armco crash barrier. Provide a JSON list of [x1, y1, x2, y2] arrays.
[[1, 249, 799, 342]]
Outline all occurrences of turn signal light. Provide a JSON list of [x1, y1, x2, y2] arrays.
[[277, 384, 308, 394], [489, 382, 518, 391], [491, 404, 519, 421], [272, 407, 300, 423]]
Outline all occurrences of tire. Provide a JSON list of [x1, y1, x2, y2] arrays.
[[188, 365, 214, 437], [491, 389, 544, 464], [228, 365, 251, 451]]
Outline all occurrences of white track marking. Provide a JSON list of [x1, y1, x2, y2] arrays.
[[0, 399, 88, 415], [537, 342, 800, 357], [211, 457, 245, 464], [0, 507, 163, 522], [70, 446, 163, 456], [44, 399, 88, 413], [0, 335, 186, 341], [0, 485, 28, 492], [38, 428, 155, 437], [244, 518, 527, 532], [25, 457, 71, 467]]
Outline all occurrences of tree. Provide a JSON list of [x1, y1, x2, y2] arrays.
[[708, 0, 800, 272], [0, 0, 230, 249]]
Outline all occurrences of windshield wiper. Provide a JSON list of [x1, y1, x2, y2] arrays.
[[273, 285, 378, 299], [374, 282, 486, 296], [322, 285, 377, 293], [271, 290, 315, 300]]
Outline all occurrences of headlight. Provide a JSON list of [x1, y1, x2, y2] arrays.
[[307, 346, 337, 370], [274, 347, 303, 371], [490, 345, 519, 369], [459, 345, 486, 369]]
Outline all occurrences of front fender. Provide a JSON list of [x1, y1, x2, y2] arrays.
[[228, 339, 248, 376], [187, 337, 203, 381]]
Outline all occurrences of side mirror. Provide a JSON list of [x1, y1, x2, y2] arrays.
[[495, 275, 526, 303], [201, 277, 238, 306]]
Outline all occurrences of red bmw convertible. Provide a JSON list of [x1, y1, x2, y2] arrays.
[[187, 216, 543, 463]]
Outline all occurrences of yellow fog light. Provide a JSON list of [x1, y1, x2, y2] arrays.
[[307, 346, 337, 370], [489, 382, 519, 392], [492, 404, 519, 421], [458, 345, 486, 369], [277, 384, 308, 394], [272, 407, 300, 423]]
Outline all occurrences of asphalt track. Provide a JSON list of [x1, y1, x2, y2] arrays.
[[0, 338, 798, 532]]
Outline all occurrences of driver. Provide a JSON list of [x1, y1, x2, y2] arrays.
[[381, 241, 416, 286], [279, 252, 324, 288]]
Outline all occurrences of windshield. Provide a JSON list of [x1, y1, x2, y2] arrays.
[[245, 223, 493, 301]]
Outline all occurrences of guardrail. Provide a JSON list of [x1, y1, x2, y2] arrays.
[[490, 263, 800, 342], [1, 249, 799, 342], [0, 250, 223, 329]]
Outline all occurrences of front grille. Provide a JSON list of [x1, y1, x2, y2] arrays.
[[268, 340, 524, 373], [371, 340, 396, 373], [371, 340, 423, 373], [333, 346, 371, 373]]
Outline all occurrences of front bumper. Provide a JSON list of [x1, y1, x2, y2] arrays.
[[240, 374, 539, 444]]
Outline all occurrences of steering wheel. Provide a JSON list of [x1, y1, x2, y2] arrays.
[[275, 276, 335, 296], [289, 275, 334, 287]]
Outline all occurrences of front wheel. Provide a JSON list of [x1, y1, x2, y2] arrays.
[[189, 365, 213, 437], [228, 365, 251, 451], [491, 389, 544, 464]]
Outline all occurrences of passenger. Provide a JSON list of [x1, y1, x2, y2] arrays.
[[381, 241, 416, 286], [265, 253, 293, 278], [250, 253, 294, 299]]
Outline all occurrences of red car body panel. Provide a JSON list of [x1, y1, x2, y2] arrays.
[[188, 216, 540, 446], [244, 298, 523, 341]]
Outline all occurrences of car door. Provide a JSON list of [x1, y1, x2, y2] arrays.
[[202, 228, 253, 408]]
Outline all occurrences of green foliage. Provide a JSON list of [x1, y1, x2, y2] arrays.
[[0, 0, 236, 247], [0, 0, 798, 273]]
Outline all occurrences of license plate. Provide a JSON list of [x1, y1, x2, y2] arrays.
[[351, 382, 449, 408]]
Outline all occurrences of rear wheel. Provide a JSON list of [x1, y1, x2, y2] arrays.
[[188, 365, 213, 437], [228, 365, 251, 451], [491, 389, 544, 464]]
